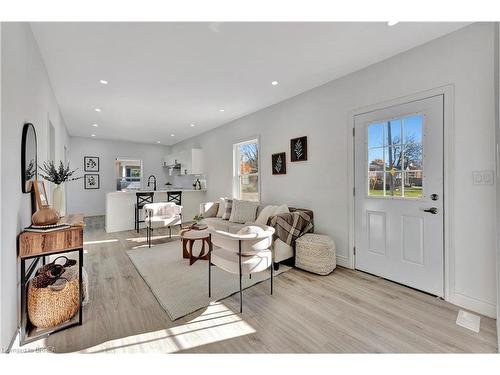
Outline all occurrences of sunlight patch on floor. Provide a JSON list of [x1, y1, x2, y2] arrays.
[[79, 302, 255, 353], [83, 239, 119, 245], [126, 234, 180, 244]]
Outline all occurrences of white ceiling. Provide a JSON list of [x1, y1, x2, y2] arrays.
[[31, 22, 468, 145]]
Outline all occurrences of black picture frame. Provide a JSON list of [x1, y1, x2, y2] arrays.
[[272, 152, 286, 175], [21, 123, 37, 193], [290, 136, 308, 162], [84, 174, 100, 189], [84, 156, 99, 172]]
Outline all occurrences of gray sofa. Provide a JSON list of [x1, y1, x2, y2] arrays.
[[199, 202, 314, 265]]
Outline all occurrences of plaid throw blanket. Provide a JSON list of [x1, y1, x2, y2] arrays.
[[268, 210, 314, 247]]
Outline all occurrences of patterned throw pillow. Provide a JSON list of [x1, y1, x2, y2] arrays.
[[221, 199, 233, 220], [229, 199, 259, 224], [216, 198, 226, 218]]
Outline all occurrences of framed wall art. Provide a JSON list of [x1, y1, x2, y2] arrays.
[[84, 156, 99, 172], [290, 136, 308, 162], [84, 174, 100, 189], [272, 152, 286, 175]]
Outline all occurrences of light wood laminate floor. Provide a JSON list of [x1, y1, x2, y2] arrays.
[[17, 216, 497, 353]]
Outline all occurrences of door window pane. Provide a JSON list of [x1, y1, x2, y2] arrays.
[[367, 115, 423, 199], [367, 123, 385, 148], [403, 115, 423, 144], [387, 119, 402, 146]]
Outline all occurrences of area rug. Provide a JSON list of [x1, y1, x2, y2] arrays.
[[126, 240, 290, 320]]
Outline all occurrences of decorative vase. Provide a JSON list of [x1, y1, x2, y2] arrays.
[[52, 184, 66, 217], [32, 206, 60, 226]]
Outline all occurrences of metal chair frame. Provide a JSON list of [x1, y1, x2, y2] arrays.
[[208, 236, 273, 313]]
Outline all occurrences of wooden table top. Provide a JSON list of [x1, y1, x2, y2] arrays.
[[180, 228, 210, 240]]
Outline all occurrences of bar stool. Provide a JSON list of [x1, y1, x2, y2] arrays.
[[135, 192, 154, 233], [167, 190, 182, 206]]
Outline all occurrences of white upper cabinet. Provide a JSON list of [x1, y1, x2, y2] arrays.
[[190, 148, 204, 175], [163, 148, 203, 175]]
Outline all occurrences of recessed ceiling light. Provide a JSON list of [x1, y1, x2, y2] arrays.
[[219, 109, 225, 112], [99, 79, 108, 85], [387, 21, 399, 26], [91, 134, 96, 137], [271, 81, 279, 86], [94, 108, 101, 112], [190, 123, 195, 127], [157, 141, 161, 144], [92, 123, 99, 127], [170, 134, 175, 137]]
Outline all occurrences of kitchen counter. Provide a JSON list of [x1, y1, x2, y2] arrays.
[[109, 188, 207, 194], [105, 189, 207, 233]]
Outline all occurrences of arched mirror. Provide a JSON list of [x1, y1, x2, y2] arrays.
[[21, 123, 37, 193]]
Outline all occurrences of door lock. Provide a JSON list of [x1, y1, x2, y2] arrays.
[[423, 207, 438, 214], [430, 194, 439, 201]]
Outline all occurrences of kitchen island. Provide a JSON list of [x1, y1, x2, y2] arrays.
[[105, 189, 207, 233]]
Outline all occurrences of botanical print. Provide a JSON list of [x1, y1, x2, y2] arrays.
[[84, 156, 99, 172], [84, 174, 100, 189], [272, 152, 286, 175], [290, 136, 308, 162]]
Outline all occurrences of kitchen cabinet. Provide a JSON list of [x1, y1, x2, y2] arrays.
[[163, 148, 203, 175]]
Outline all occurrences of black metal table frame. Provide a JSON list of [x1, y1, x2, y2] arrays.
[[19, 247, 83, 346]]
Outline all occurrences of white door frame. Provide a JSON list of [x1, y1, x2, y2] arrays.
[[347, 85, 454, 302]]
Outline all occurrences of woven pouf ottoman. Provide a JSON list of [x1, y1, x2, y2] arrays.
[[295, 233, 336, 275]]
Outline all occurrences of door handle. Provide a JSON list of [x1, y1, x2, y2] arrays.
[[423, 207, 438, 214]]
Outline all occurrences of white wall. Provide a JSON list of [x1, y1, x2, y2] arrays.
[[67, 137, 170, 217], [495, 22, 500, 352], [0, 23, 71, 351], [171, 23, 498, 317], [0, 21, 3, 350]]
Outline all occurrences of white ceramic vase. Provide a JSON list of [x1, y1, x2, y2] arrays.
[[52, 184, 66, 217]]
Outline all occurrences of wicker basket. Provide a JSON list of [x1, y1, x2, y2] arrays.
[[28, 278, 80, 328]]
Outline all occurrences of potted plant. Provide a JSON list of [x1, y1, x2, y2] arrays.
[[39, 161, 81, 216]]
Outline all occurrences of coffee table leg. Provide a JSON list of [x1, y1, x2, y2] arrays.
[[182, 238, 189, 259]]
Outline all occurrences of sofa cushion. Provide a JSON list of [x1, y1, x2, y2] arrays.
[[229, 199, 259, 224], [203, 202, 219, 218], [202, 217, 230, 232], [273, 204, 290, 216], [221, 199, 233, 220], [216, 198, 227, 218], [255, 205, 277, 226]]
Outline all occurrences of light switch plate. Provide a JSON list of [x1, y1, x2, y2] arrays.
[[472, 170, 494, 185], [456, 310, 480, 332]]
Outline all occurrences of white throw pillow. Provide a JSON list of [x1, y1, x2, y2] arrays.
[[237, 225, 265, 235], [273, 204, 290, 216], [203, 202, 219, 218], [216, 198, 226, 218], [255, 205, 278, 226], [229, 199, 259, 224]]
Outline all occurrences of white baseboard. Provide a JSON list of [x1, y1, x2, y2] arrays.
[[336, 255, 351, 268], [450, 292, 496, 319]]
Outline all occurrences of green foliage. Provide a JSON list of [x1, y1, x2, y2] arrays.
[[193, 214, 204, 222], [39, 160, 82, 185]]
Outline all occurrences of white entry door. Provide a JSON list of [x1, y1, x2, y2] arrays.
[[354, 95, 444, 296]]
